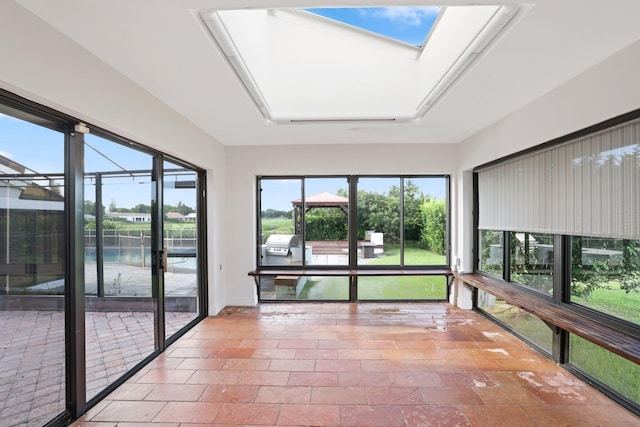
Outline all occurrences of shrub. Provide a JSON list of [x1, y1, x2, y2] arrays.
[[419, 199, 446, 255], [305, 208, 348, 240]]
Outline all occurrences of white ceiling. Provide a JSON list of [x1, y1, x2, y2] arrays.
[[12, 0, 640, 146]]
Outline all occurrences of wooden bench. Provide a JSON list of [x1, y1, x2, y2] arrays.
[[455, 272, 640, 365]]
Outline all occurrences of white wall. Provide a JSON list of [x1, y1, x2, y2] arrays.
[[225, 143, 457, 306], [224, 38, 640, 308], [0, 1, 227, 315]]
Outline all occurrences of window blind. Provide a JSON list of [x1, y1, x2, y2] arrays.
[[477, 118, 640, 239]]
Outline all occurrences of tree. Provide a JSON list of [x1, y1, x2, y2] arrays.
[[175, 201, 195, 215], [132, 203, 151, 213], [261, 208, 290, 219], [403, 180, 427, 241], [84, 200, 96, 216], [357, 189, 401, 243]]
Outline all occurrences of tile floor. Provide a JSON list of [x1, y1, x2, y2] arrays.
[[73, 303, 639, 426]]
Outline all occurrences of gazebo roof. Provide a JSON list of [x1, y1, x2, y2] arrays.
[[291, 192, 348, 207]]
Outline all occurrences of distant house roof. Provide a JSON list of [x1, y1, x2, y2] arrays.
[[291, 192, 348, 207], [166, 211, 184, 219]]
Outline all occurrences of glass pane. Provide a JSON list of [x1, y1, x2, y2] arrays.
[[258, 275, 349, 301], [163, 160, 199, 338], [0, 111, 66, 424], [510, 232, 554, 295], [477, 290, 553, 354], [404, 177, 447, 266], [84, 134, 156, 401], [570, 334, 640, 405], [478, 230, 503, 277], [304, 7, 440, 47], [570, 236, 640, 325], [259, 179, 300, 266], [357, 177, 399, 266], [303, 177, 349, 266], [357, 275, 447, 300]]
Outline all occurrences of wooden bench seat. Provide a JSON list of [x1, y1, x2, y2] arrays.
[[455, 272, 640, 365]]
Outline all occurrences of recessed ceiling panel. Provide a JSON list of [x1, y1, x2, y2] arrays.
[[199, 5, 520, 123]]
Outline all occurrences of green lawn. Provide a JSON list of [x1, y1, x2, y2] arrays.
[[298, 242, 449, 300], [298, 277, 349, 300], [570, 334, 640, 403], [357, 275, 447, 300], [365, 242, 446, 266], [261, 218, 294, 239], [571, 281, 640, 325]]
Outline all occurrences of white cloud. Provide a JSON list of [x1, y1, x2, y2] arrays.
[[364, 7, 439, 27]]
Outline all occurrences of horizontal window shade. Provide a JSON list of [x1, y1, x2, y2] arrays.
[[478, 118, 640, 239]]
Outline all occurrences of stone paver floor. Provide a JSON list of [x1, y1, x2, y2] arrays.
[[72, 303, 640, 426]]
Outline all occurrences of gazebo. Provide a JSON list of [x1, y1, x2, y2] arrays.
[[291, 192, 348, 235]]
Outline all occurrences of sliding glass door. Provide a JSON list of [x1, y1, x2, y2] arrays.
[[0, 106, 67, 425], [163, 160, 200, 338], [84, 134, 156, 401], [0, 90, 207, 425]]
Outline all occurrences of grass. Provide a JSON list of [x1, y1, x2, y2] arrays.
[[365, 241, 446, 266], [298, 277, 349, 300], [297, 242, 448, 300], [297, 275, 447, 300], [261, 218, 294, 238], [570, 334, 640, 403], [357, 275, 447, 300], [571, 281, 640, 325]]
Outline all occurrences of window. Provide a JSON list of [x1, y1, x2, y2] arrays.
[[510, 232, 554, 295], [569, 335, 640, 405], [0, 105, 66, 425], [199, 5, 518, 122], [0, 89, 207, 424], [474, 110, 640, 412], [476, 290, 553, 354], [570, 236, 640, 326], [478, 229, 503, 278], [257, 175, 449, 301], [303, 7, 441, 47]]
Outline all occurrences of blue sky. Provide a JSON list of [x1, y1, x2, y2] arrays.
[[0, 113, 195, 209], [261, 176, 447, 212], [304, 6, 440, 46]]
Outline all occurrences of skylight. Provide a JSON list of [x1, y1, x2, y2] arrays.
[[303, 7, 441, 47], [199, 5, 520, 123]]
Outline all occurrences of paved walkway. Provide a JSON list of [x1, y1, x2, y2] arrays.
[[0, 310, 195, 427]]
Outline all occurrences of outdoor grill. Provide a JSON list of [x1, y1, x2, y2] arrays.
[[265, 234, 299, 257]]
